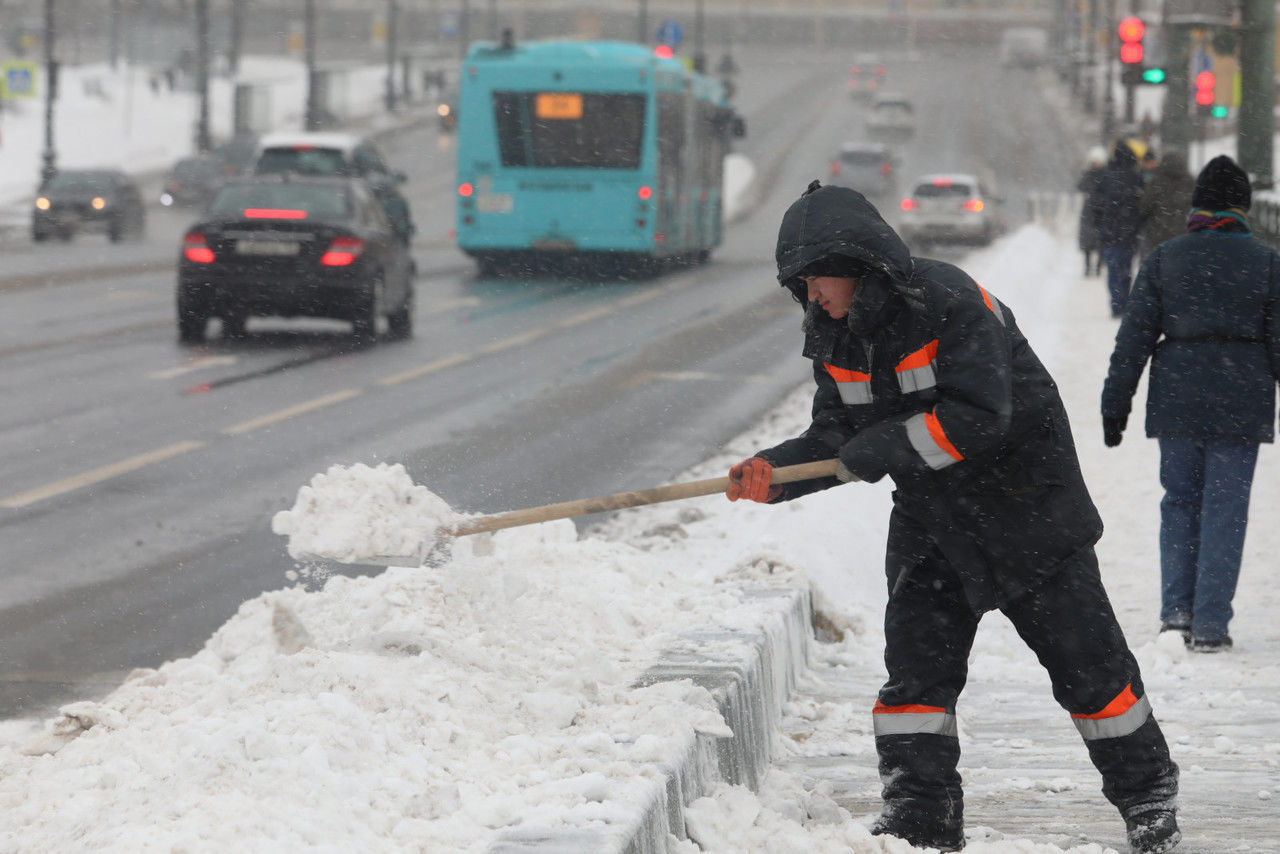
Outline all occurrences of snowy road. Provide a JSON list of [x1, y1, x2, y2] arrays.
[[1, 47, 1086, 721]]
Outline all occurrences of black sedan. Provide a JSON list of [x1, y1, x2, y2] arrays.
[[32, 169, 146, 243], [176, 175, 414, 345]]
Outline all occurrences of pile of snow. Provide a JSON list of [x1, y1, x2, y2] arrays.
[[271, 462, 462, 563]]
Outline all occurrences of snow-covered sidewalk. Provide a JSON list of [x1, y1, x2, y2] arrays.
[[1, 223, 1278, 852]]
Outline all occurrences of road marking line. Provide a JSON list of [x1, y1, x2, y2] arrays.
[[0, 440, 206, 509], [150, 355, 238, 380], [555, 305, 613, 327], [221, 389, 363, 436], [420, 296, 483, 315], [378, 353, 472, 386], [477, 328, 551, 354]]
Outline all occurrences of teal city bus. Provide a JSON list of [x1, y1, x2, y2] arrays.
[[454, 37, 743, 275]]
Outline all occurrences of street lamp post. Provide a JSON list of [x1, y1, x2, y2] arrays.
[[385, 0, 398, 111], [305, 0, 320, 130], [41, 0, 56, 186], [194, 0, 211, 152]]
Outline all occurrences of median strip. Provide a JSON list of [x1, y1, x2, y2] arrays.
[[0, 440, 206, 509]]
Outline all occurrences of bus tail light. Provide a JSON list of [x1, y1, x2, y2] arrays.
[[320, 235, 365, 266], [458, 183, 474, 197], [182, 232, 215, 264], [637, 185, 652, 200]]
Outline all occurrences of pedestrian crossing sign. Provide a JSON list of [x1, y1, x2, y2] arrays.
[[1, 61, 38, 99]]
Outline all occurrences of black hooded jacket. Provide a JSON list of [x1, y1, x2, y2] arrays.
[[757, 184, 1103, 612]]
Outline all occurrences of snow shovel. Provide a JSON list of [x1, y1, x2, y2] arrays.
[[316, 458, 840, 567]]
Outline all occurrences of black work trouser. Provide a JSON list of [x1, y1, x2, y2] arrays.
[[875, 545, 1179, 827]]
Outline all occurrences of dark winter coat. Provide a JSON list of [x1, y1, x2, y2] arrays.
[[1088, 145, 1145, 247], [758, 184, 1103, 614], [1102, 228, 1280, 441], [1077, 167, 1104, 252], [1138, 154, 1195, 251]]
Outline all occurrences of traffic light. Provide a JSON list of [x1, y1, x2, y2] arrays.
[[1118, 17, 1145, 65], [1195, 70, 1215, 106], [1141, 67, 1166, 85]]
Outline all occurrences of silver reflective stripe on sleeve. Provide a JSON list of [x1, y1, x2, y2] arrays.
[[1073, 694, 1152, 740], [835, 382, 874, 405], [905, 412, 960, 470], [874, 710, 958, 738], [897, 364, 936, 393]]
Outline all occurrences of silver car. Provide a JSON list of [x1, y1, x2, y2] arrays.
[[866, 93, 916, 139], [897, 173, 1008, 247], [828, 143, 897, 199]]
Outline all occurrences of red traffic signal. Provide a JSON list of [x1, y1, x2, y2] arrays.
[[1195, 70, 1216, 106], [1118, 16, 1145, 64], [1118, 17, 1145, 42]]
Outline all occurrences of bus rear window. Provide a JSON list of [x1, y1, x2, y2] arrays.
[[492, 92, 645, 169]]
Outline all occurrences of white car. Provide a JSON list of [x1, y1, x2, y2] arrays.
[[897, 173, 1008, 247], [866, 94, 916, 138]]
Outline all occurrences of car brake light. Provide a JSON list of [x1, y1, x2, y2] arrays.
[[876, 65, 886, 76], [881, 162, 892, 176], [851, 65, 860, 75], [290, 145, 316, 151], [963, 199, 985, 212], [900, 198, 917, 211], [830, 161, 840, 175], [320, 235, 365, 266], [244, 208, 308, 219], [932, 178, 953, 187], [183, 232, 215, 264]]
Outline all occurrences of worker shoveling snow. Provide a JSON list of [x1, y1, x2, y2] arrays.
[[271, 462, 462, 564]]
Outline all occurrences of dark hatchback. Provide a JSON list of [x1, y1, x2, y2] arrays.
[[33, 169, 146, 242], [177, 175, 414, 345], [160, 155, 228, 208]]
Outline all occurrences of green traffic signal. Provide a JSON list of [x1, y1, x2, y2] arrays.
[[1141, 67, 1166, 84], [1211, 105, 1228, 118]]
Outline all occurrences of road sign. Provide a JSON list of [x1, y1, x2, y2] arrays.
[[1, 61, 38, 99], [441, 12, 459, 38], [656, 19, 683, 48]]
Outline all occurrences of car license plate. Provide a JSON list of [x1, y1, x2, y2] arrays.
[[236, 239, 300, 256], [476, 193, 513, 214]]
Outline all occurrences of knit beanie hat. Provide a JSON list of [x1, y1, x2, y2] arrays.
[[1191, 155, 1252, 211]]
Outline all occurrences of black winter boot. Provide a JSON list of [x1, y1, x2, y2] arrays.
[[1124, 808, 1181, 854], [870, 813, 965, 851]]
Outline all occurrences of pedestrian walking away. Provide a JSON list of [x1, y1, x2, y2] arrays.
[[726, 180, 1181, 854], [1137, 150, 1195, 259], [1077, 146, 1107, 276], [1088, 141, 1145, 317], [1102, 154, 1280, 653]]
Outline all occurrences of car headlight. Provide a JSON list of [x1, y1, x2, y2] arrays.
[[35, 197, 50, 210], [160, 193, 174, 206], [92, 197, 107, 210]]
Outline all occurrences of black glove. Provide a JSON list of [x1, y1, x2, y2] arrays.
[[1103, 415, 1127, 447]]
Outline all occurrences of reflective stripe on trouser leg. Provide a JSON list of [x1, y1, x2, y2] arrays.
[[1072, 683, 1152, 740], [874, 702, 958, 737]]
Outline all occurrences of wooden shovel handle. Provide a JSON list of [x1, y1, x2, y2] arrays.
[[448, 458, 840, 537]]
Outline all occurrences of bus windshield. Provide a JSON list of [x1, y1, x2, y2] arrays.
[[492, 92, 645, 169]]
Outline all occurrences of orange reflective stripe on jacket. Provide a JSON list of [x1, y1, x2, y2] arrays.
[[905, 410, 964, 470], [896, 339, 938, 393], [825, 363, 873, 405], [873, 700, 958, 737], [977, 284, 1006, 326], [1071, 684, 1152, 740]]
